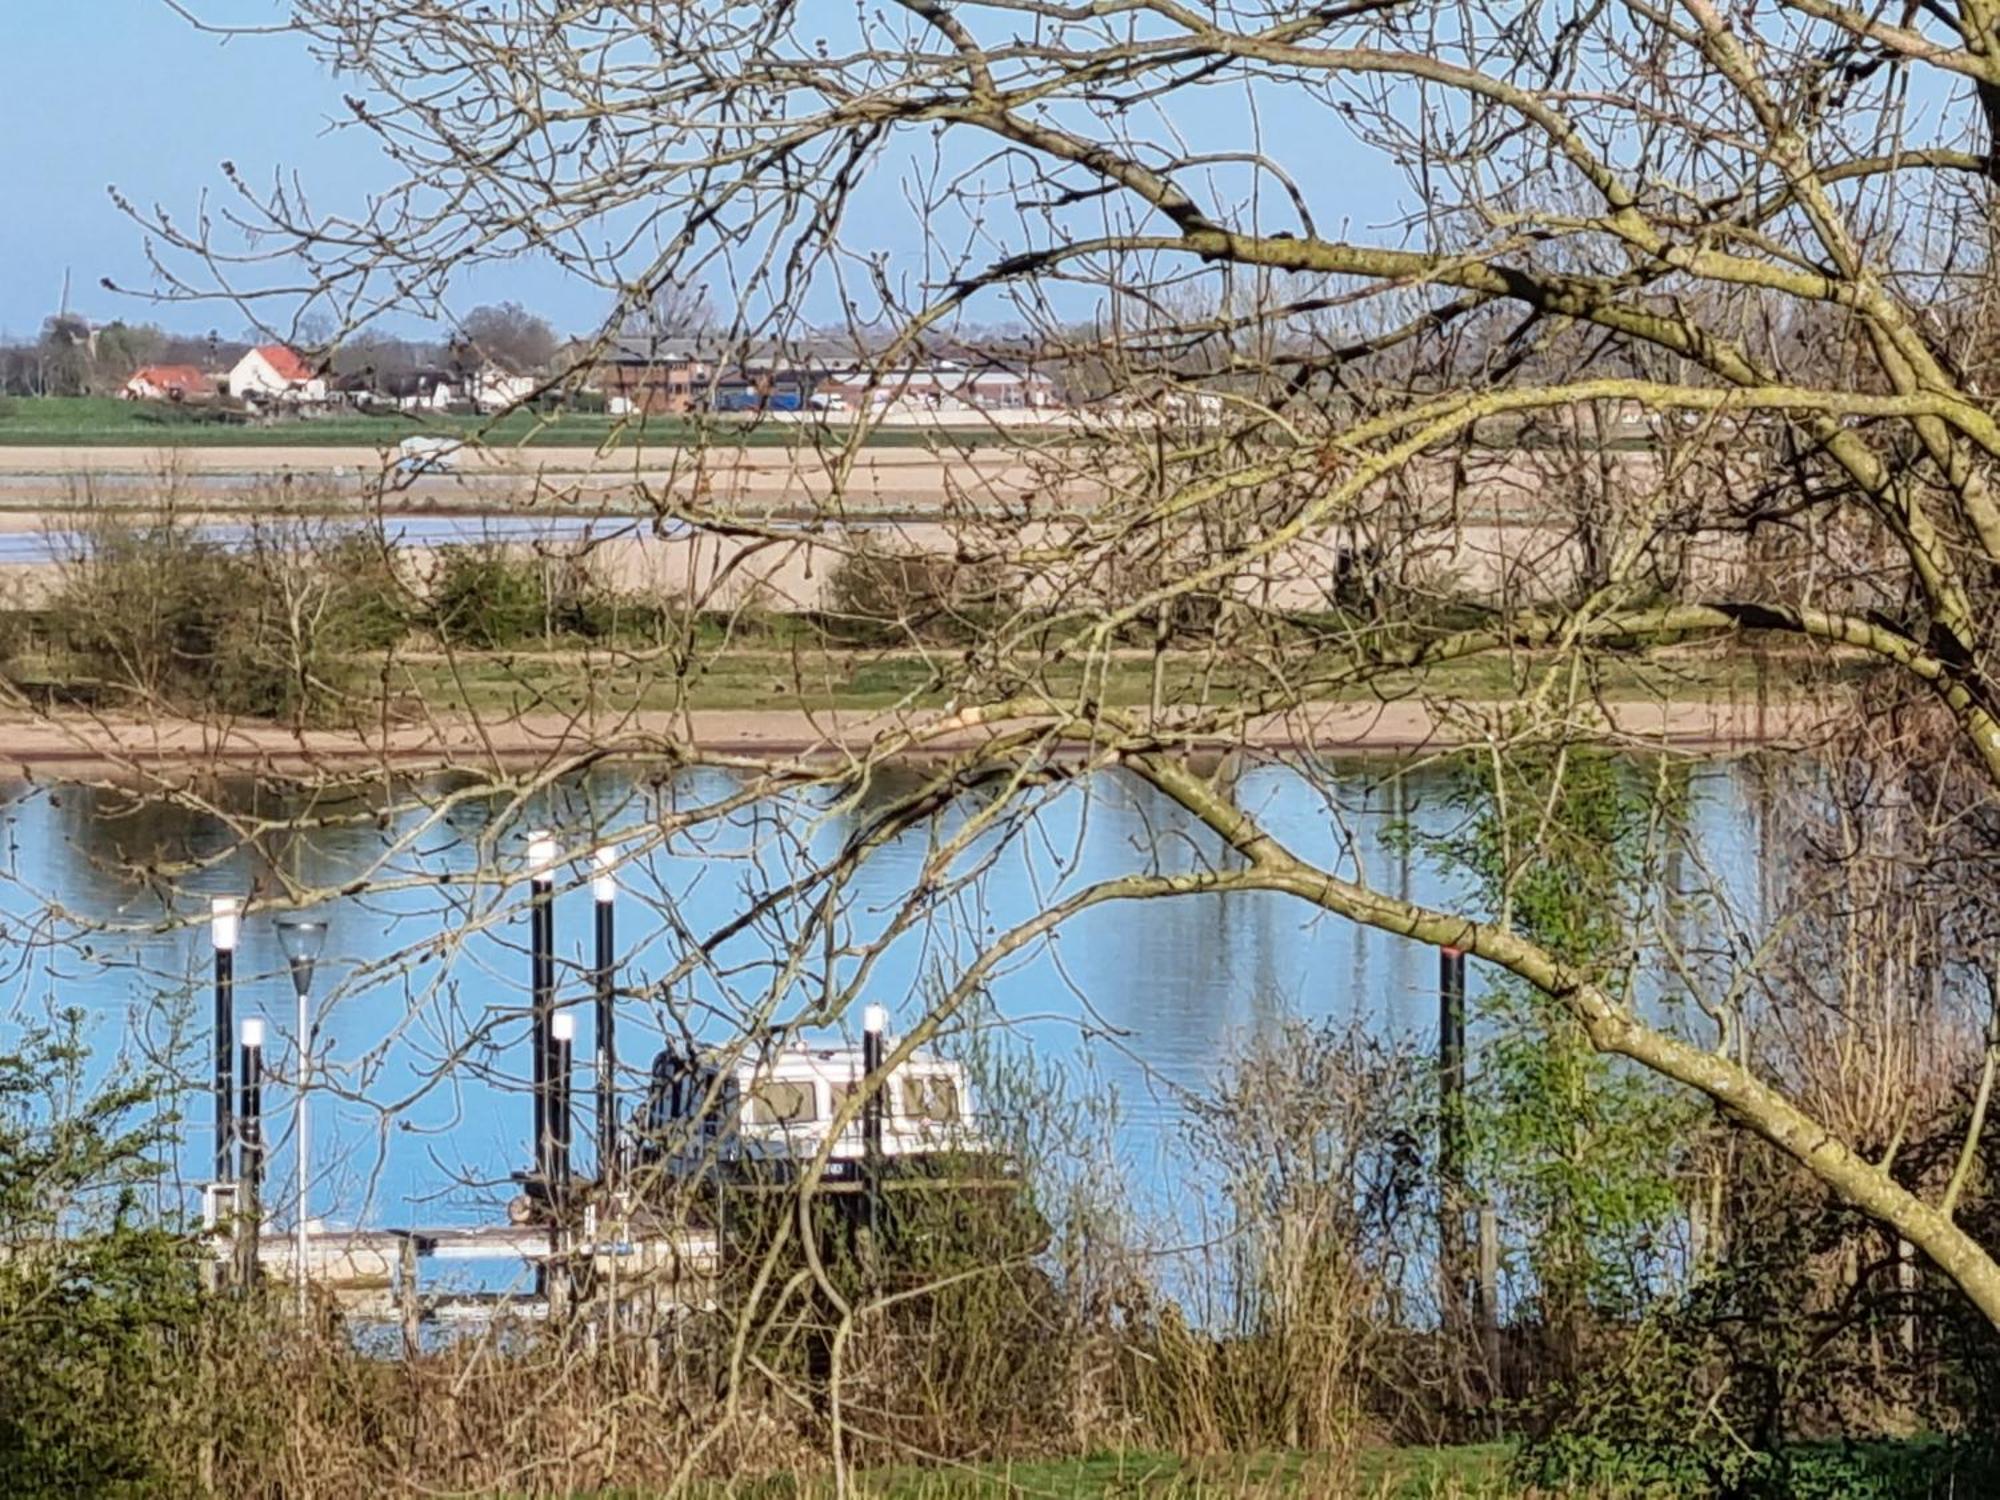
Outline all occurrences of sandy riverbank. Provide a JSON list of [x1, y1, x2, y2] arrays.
[[0, 698, 1830, 781], [0, 442, 1088, 518]]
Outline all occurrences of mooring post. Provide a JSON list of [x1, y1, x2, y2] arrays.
[[592, 847, 618, 1180], [526, 832, 558, 1186], [1477, 1203, 1501, 1391], [399, 1234, 421, 1359], [237, 1017, 264, 1289], [1439, 945, 1468, 1311], [551, 1010, 576, 1315], [211, 896, 241, 1190], [551, 1010, 575, 1195], [862, 1004, 887, 1245]]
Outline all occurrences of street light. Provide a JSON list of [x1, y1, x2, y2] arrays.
[[237, 1017, 266, 1289], [275, 914, 329, 1322], [210, 896, 242, 1189], [525, 832, 557, 1187], [591, 847, 618, 1176]]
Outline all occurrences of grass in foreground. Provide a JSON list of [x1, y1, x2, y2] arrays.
[[603, 1438, 1998, 1499], [670, 1447, 1514, 1499]]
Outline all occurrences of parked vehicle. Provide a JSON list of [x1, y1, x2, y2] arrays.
[[395, 434, 462, 474], [711, 388, 807, 413]]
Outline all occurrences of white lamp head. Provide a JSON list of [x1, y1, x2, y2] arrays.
[[551, 1011, 575, 1043], [526, 830, 558, 883], [240, 1017, 265, 1048], [210, 895, 242, 953], [591, 845, 617, 904], [862, 1003, 888, 1036], [274, 915, 330, 997]]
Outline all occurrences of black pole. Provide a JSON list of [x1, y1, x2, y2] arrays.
[[238, 1022, 263, 1286], [862, 1010, 884, 1241], [594, 860, 617, 1178], [553, 1017, 574, 1194], [212, 899, 238, 1187], [529, 836, 555, 1185], [548, 1012, 575, 1315], [1439, 945, 1468, 1306]]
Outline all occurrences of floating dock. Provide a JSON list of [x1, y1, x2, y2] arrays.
[[209, 1214, 720, 1325]]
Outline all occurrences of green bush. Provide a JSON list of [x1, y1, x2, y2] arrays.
[[823, 544, 1018, 643], [0, 1015, 205, 1499], [51, 517, 285, 714], [429, 547, 549, 647], [1518, 1433, 1999, 1498], [314, 533, 414, 652], [48, 512, 413, 721], [429, 546, 631, 647]]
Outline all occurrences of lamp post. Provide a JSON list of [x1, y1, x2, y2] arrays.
[[526, 832, 558, 1188], [276, 914, 329, 1322], [211, 896, 241, 1188], [551, 1010, 575, 1195], [592, 847, 617, 1178], [237, 1017, 265, 1288], [549, 1009, 575, 1314]]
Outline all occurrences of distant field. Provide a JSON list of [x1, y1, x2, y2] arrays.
[[0, 397, 1019, 449]]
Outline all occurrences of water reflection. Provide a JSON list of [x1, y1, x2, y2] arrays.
[[0, 756, 1764, 1234]]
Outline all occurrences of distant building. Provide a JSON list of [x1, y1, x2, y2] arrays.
[[121, 364, 216, 403], [227, 345, 327, 404], [590, 337, 1065, 417], [595, 336, 711, 414], [819, 360, 1059, 414], [467, 364, 538, 413], [377, 370, 458, 413]]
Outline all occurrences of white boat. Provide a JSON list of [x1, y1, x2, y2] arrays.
[[634, 1038, 986, 1182]]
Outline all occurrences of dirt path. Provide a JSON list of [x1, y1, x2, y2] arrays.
[[0, 698, 1830, 780]]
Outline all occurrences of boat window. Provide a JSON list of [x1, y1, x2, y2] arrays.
[[898, 1074, 961, 1123], [648, 1059, 723, 1132], [746, 1079, 818, 1125], [831, 1079, 895, 1122]]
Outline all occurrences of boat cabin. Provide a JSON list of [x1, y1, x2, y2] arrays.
[[638, 1040, 980, 1174]]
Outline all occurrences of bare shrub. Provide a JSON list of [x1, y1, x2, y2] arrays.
[[1165, 1022, 1429, 1455], [47, 496, 412, 724]]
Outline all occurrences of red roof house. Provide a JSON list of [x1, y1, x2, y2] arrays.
[[227, 344, 327, 402], [122, 364, 215, 402]]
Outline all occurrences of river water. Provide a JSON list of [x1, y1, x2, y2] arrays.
[[0, 512, 647, 565], [0, 756, 1771, 1242]]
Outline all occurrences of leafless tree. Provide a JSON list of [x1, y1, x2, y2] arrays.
[[456, 301, 558, 375], [33, 0, 2000, 1474]]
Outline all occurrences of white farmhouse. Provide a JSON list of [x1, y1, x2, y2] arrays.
[[227, 345, 327, 404], [467, 365, 538, 413]]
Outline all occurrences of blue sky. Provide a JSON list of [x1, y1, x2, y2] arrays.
[[2, 5, 1412, 342], [0, 3, 595, 338]]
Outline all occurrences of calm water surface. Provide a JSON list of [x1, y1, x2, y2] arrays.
[[0, 758, 1772, 1237]]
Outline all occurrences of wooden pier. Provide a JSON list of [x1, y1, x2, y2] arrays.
[[209, 1215, 721, 1324]]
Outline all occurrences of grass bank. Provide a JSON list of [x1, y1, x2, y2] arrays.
[[381, 640, 1831, 717], [676, 1439, 1997, 1498], [716, 1446, 1513, 1498]]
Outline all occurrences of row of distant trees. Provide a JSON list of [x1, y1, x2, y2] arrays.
[[0, 302, 559, 399]]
